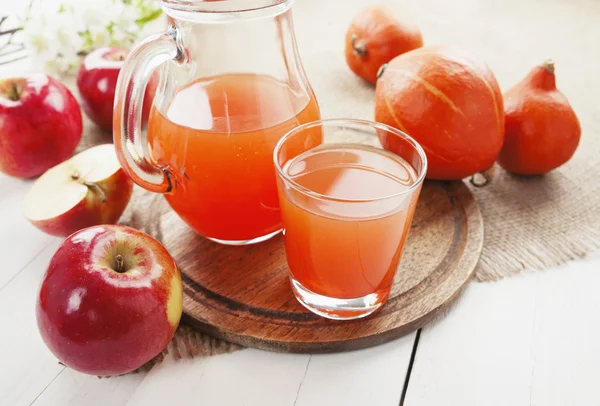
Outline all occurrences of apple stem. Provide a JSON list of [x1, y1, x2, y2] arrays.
[[7, 81, 20, 101], [114, 254, 125, 273], [71, 171, 107, 203]]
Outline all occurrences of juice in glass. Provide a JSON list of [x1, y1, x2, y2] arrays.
[[148, 73, 320, 243], [275, 120, 427, 319]]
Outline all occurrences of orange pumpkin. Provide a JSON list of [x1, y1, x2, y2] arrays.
[[345, 7, 423, 84], [375, 46, 504, 180], [498, 61, 580, 175]]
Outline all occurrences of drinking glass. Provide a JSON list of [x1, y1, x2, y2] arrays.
[[274, 119, 427, 320]]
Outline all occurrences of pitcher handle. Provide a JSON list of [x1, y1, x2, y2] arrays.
[[113, 27, 184, 194]]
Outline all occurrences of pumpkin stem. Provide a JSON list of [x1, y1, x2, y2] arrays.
[[530, 59, 556, 90], [351, 34, 368, 58], [542, 59, 555, 74], [470, 166, 496, 188], [377, 64, 387, 80]]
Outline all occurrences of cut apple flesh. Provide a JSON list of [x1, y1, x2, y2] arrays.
[[24, 144, 121, 221]]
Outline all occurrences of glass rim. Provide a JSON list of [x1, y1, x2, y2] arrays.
[[162, 0, 292, 14], [273, 119, 428, 203]]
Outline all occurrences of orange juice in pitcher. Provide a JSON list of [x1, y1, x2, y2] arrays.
[[147, 74, 320, 242]]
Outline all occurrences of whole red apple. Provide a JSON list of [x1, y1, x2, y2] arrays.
[[36, 225, 183, 376], [77, 47, 156, 132], [0, 74, 82, 178], [23, 144, 134, 237]]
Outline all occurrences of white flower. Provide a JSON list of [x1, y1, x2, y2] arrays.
[[23, 0, 163, 76]]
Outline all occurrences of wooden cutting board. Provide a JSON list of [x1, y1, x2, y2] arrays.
[[128, 180, 483, 353]]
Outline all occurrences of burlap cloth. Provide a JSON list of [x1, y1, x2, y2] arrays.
[[82, 0, 600, 362]]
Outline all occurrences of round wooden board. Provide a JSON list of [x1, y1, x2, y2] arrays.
[[132, 180, 483, 353]]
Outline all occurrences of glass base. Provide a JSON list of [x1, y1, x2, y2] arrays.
[[206, 228, 281, 246], [290, 277, 390, 320]]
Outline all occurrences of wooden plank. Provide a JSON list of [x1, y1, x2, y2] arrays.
[[0, 174, 29, 201], [128, 334, 415, 406], [0, 175, 54, 290], [404, 257, 600, 406], [404, 278, 536, 406], [528, 257, 600, 406], [294, 334, 415, 406], [30, 368, 146, 406], [0, 241, 65, 406], [127, 350, 312, 406]]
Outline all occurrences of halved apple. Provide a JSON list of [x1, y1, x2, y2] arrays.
[[24, 144, 133, 237]]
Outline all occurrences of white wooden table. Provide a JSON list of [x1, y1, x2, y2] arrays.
[[2, 164, 600, 406], [3, 2, 600, 404]]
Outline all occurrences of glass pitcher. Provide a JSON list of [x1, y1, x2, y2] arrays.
[[114, 0, 320, 245]]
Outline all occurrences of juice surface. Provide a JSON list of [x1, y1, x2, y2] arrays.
[[280, 144, 419, 299], [148, 74, 320, 241]]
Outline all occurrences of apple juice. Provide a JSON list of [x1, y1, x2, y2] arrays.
[[148, 73, 320, 242], [279, 143, 420, 299]]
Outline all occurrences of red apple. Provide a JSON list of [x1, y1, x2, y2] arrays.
[[23, 144, 133, 237], [36, 224, 183, 376], [0, 74, 82, 178], [77, 47, 156, 132]]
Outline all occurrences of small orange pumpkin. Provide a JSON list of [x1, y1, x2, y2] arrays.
[[345, 7, 423, 84], [498, 60, 581, 175], [375, 46, 504, 180]]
